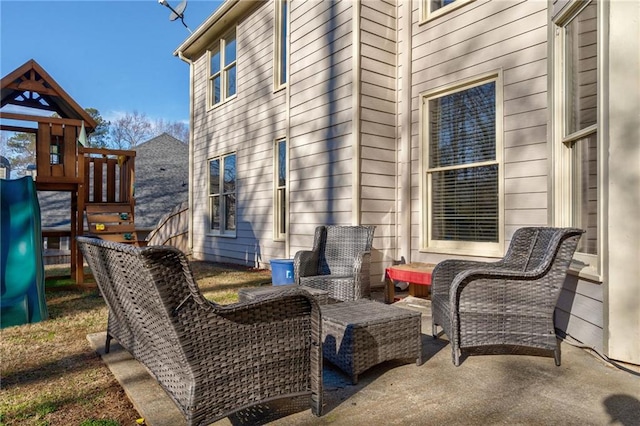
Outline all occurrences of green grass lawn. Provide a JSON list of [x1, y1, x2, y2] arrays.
[[0, 261, 271, 426]]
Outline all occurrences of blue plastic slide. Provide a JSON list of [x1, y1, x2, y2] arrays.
[[1, 176, 48, 328]]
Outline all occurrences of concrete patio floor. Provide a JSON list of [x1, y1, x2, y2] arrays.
[[86, 293, 640, 426]]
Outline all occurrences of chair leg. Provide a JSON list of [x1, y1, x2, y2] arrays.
[[311, 394, 322, 417], [554, 339, 561, 366], [105, 333, 113, 354], [453, 348, 460, 366], [432, 322, 438, 339]]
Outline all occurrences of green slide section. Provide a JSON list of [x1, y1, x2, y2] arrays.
[[1, 176, 48, 328]]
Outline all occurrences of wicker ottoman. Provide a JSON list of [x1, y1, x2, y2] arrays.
[[238, 284, 330, 305], [320, 299, 422, 384]]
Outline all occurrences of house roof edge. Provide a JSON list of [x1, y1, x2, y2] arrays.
[[173, 0, 263, 60]]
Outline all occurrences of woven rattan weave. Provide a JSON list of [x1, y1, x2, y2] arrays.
[[239, 284, 330, 305], [431, 227, 584, 366], [321, 299, 422, 384], [294, 225, 375, 302], [77, 237, 323, 425]]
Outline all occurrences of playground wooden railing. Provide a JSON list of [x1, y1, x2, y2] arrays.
[[80, 147, 135, 205], [80, 147, 140, 246]]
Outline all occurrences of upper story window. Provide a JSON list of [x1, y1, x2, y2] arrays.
[[421, 73, 503, 256], [553, 0, 601, 279], [209, 29, 237, 108], [422, 0, 475, 21], [274, 0, 288, 89], [209, 153, 237, 235]]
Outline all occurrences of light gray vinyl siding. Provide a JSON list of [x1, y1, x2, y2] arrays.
[[359, 0, 397, 285], [551, 0, 603, 353], [288, 0, 355, 252], [409, 0, 549, 256], [191, 1, 288, 267], [183, 0, 635, 364], [556, 276, 603, 352], [406, 0, 603, 351]]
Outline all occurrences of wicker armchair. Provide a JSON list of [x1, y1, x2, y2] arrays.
[[431, 227, 584, 366], [294, 225, 376, 302], [77, 237, 322, 425]]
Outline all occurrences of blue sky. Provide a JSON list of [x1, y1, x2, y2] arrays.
[[0, 0, 223, 124]]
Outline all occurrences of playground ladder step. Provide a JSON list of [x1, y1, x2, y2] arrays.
[[85, 203, 140, 244]]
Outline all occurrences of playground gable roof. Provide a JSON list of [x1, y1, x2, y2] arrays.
[[0, 59, 97, 132]]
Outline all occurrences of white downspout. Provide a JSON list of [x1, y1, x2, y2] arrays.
[[352, 0, 362, 225], [399, 0, 412, 262], [178, 51, 195, 253]]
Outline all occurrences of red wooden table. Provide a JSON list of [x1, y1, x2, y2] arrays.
[[385, 262, 436, 303]]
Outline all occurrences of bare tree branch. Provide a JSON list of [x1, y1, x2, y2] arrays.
[[110, 110, 152, 149]]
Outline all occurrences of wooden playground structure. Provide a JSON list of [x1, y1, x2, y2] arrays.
[[1, 59, 141, 283]]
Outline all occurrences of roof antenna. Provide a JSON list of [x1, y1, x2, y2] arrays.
[[158, 0, 192, 33]]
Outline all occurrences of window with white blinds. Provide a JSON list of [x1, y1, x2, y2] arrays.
[[423, 77, 502, 253]]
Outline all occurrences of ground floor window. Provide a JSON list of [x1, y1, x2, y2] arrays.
[[571, 133, 598, 256], [421, 73, 503, 256], [274, 138, 287, 240], [553, 0, 601, 278], [209, 153, 236, 235]]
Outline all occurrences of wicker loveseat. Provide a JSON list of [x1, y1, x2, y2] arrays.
[[431, 227, 584, 366], [294, 225, 376, 302], [77, 237, 323, 425]]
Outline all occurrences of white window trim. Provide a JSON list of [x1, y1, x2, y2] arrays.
[[207, 28, 237, 110], [420, 0, 475, 23], [551, 0, 604, 281], [273, 0, 288, 91], [419, 71, 504, 257], [273, 137, 287, 241], [207, 153, 237, 237]]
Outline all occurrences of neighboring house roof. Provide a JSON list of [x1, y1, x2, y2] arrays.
[[133, 133, 189, 229], [38, 132, 188, 231]]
